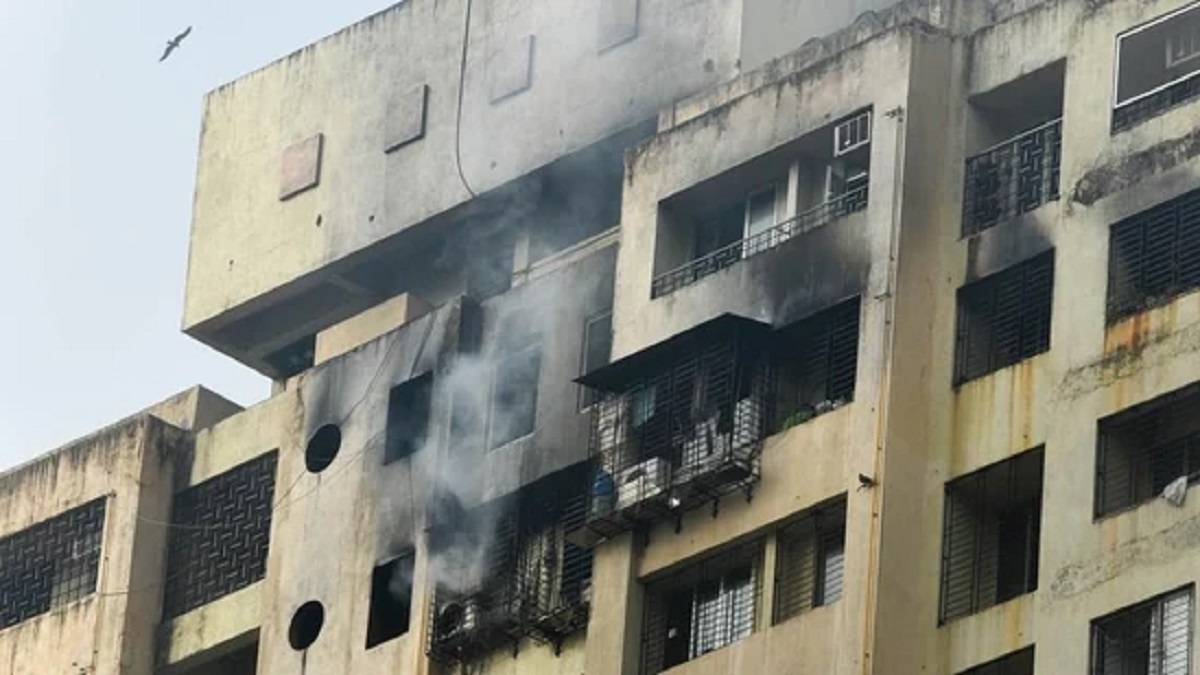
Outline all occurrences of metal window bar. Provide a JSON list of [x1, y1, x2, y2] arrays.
[[0, 498, 106, 631], [954, 251, 1054, 385], [1106, 186, 1200, 323], [940, 448, 1044, 624], [959, 647, 1035, 675], [961, 119, 1062, 237], [162, 452, 278, 619], [1091, 587, 1193, 675], [651, 185, 869, 299], [775, 297, 861, 428], [1113, 72, 1200, 133], [641, 539, 764, 675], [1095, 392, 1200, 518], [773, 499, 848, 625]]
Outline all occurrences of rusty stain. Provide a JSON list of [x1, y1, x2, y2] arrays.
[[1071, 125, 1200, 207]]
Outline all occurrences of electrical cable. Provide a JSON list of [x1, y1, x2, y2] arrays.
[[453, 0, 478, 199]]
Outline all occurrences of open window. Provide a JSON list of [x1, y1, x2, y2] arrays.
[[955, 251, 1054, 384], [385, 373, 432, 464], [775, 297, 861, 429], [367, 551, 414, 648], [490, 322, 542, 448], [579, 311, 613, 410], [1114, 3, 1200, 132]]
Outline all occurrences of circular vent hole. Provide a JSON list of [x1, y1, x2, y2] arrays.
[[289, 600, 325, 650], [305, 424, 341, 473]]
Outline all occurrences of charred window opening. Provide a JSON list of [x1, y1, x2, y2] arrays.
[[264, 334, 316, 379], [427, 465, 593, 664], [641, 540, 762, 674], [367, 551, 414, 648], [652, 109, 871, 299], [1095, 383, 1200, 518], [773, 497, 847, 625], [490, 336, 542, 449], [775, 297, 860, 429], [1114, 3, 1200, 132], [0, 498, 105, 630], [580, 311, 613, 411], [1091, 586, 1193, 675], [959, 647, 1035, 675], [467, 233, 515, 302], [940, 447, 1043, 624], [1106, 187, 1200, 323], [962, 61, 1064, 236], [385, 373, 433, 464], [163, 452, 278, 619], [954, 251, 1054, 385]]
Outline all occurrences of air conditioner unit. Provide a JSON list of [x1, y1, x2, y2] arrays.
[[616, 458, 669, 510], [834, 110, 872, 157], [435, 596, 482, 642]]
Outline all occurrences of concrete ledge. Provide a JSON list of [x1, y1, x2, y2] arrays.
[[315, 293, 432, 366], [158, 582, 262, 669]]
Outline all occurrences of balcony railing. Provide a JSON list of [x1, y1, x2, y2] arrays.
[[961, 119, 1061, 237], [651, 185, 869, 299], [1113, 72, 1200, 133]]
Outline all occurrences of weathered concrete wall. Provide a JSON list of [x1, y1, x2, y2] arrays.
[[740, 0, 911, 71]]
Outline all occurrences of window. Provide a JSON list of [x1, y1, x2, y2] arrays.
[[385, 373, 432, 464], [366, 552, 414, 648], [1107, 187, 1200, 322], [743, 186, 779, 245], [642, 541, 762, 674], [580, 311, 613, 410], [0, 498, 106, 630], [490, 341, 541, 448], [960, 647, 1035, 675], [1095, 383, 1200, 518], [773, 498, 848, 624], [955, 251, 1054, 384], [940, 448, 1043, 624], [467, 233, 515, 301], [1092, 587, 1193, 675], [1114, 3, 1200, 131], [776, 297, 861, 428]]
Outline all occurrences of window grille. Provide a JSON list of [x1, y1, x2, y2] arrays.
[[1095, 384, 1200, 518], [0, 498, 106, 630], [773, 498, 847, 624], [1092, 587, 1193, 675], [641, 540, 763, 674], [775, 297, 860, 427], [940, 448, 1043, 624], [962, 119, 1062, 237], [1107, 187, 1200, 322], [959, 647, 1035, 675], [955, 251, 1054, 384], [162, 452, 278, 619]]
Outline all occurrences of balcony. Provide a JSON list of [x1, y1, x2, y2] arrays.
[[961, 119, 1062, 237]]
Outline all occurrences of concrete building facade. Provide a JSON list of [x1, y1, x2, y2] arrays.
[[7, 0, 1200, 674]]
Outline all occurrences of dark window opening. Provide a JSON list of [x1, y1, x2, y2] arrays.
[[1095, 382, 1200, 518], [175, 641, 258, 675], [959, 647, 1035, 675], [940, 447, 1043, 624], [467, 233, 515, 301], [367, 552, 414, 648], [1114, 4, 1200, 132], [490, 341, 541, 449], [773, 497, 848, 625], [264, 334, 316, 379], [385, 373, 433, 464], [776, 297, 860, 429], [642, 540, 762, 674], [1091, 586, 1193, 675], [1106, 187, 1200, 322], [954, 251, 1054, 385], [580, 311, 613, 410]]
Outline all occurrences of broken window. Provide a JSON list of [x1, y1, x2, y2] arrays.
[[940, 447, 1043, 624], [385, 373, 433, 464], [959, 647, 1035, 675], [580, 311, 613, 410], [1091, 586, 1193, 675], [1095, 383, 1200, 518], [367, 551, 414, 648], [0, 498, 106, 630], [1114, 3, 1200, 132], [642, 540, 762, 673], [1106, 187, 1200, 322], [773, 498, 847, 625], [775, 297, 861, 429], [163, 452, 278, 619], [954, 251, 1054, 384]]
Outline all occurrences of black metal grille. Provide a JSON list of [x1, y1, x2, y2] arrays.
[[776, 297, 860, 429], [960, 647, 1035, 675], [162, 452, 278, 619], [1095, 384, 1200, 518], [0, 498, 106, 630], [651, 185, 868, 299], [641, 539, 763, 674], [773, 498, 847, 625], [1107, 186, 1200, 323], [940, 447, 1043, 624], [955, 251, 1054, 385], [1091, 586, 1193, 675], [1113, 73, 1200, 133], [962, 119, 1062, 237]]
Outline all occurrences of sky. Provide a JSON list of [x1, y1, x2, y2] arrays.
[[0, 0, 393, 470]]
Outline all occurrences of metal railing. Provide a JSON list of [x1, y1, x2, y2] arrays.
[[1113, 72, 1200, 133], [961, 119, 1061, 237], [651, 185, 869, 299]]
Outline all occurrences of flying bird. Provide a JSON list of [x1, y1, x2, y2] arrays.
[[159, 26, 193, 62]]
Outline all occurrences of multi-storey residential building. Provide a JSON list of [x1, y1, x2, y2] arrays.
[[7, 1, 1200, 674]]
